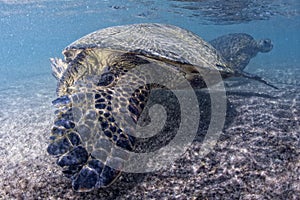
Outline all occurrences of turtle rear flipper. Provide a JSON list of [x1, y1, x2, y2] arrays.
[[236, 70, 278, 89]]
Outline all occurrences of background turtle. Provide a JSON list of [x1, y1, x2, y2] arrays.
[[209, 33, 276, 88], [47, 23, 275, 192], [209, 33, 273, 71]]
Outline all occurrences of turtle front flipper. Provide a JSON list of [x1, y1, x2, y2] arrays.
[[48, 81, 150, 191], [48, 50, 157, 192]]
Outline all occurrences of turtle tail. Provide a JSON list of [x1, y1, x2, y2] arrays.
[[235, 70, 279, 89]]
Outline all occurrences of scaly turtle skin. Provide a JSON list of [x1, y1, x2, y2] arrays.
[[209, 33, 273, 71], [47, 23, 240, 192]]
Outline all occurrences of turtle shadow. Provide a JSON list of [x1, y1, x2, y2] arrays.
[[193, 89, 237, 143], [127, 88, 238, 154]]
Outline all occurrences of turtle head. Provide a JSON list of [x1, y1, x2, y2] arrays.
[[257, 39, 273, 53]]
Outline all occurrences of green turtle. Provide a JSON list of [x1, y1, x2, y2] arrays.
[[209, 33, 276, 88], [209, 33, 273, 71], [47, 23, 274, 192]]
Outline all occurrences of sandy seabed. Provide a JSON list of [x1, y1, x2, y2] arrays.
[[0, 67, 299, 199]]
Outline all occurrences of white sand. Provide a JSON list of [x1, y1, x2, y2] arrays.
[[0, 68, 299, 199]]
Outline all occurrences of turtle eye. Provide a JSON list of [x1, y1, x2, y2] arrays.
[[98, 72, 114, 86]]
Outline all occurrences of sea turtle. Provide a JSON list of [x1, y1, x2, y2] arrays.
[[209, 33, 276, 88], [209, 33, 273, 71], [47, 23, 273, 192]]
